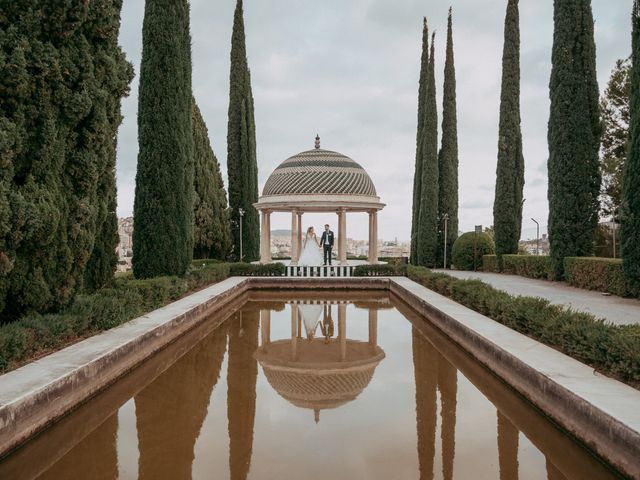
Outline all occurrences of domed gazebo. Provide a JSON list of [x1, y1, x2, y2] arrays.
[[255, 135, 385, 265]]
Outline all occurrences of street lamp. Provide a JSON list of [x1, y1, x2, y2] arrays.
[[442, 213, 449, 269], [531, 218, 540, 256], [238, 208, 245, 262]]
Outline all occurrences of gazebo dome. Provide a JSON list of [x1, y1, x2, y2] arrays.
[[262, 148, 378, 197], [254, 338, 385, 423]]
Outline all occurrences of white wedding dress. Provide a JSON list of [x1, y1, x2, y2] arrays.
[[298, 233, 324, 266], [299, 304, 323, 338]]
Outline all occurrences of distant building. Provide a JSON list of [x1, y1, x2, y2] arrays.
[[116, 217, 134, 272]]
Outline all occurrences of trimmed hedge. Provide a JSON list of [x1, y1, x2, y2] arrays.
[[229, 263, 285, 276], [564, 257, 639, 297], [452, 232, 495, 271], [0, 264, 231, 373], [353, 264, 407, 276], [482, 255, 498, 273], [407, 266, 640, 387], [502, 255, 555, 280]]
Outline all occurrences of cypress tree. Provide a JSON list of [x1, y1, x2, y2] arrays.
[[227, 0, 259, 262], [411, 18, 430, 265], [193, 101, 232, 260], [84, 0, 135, 291], [0, 2, 131, 319], [132, 0, 194, 278], [437, 9, 460, 269], [493, 0, 525, 267], [622, 1, 640, 289], [547, 0, 601, 279], [417, 33, 439, 267]]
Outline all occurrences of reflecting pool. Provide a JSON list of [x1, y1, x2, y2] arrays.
[[0, 292, 621, 479]]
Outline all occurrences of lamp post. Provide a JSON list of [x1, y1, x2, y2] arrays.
[[531, 218, 539, 256], [442, 213, 449, 269], [238, 208, 245, 262]]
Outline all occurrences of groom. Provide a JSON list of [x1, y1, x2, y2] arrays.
[[320, 224, 334, 266]]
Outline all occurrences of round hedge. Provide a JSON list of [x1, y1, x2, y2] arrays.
[[452, 232, 495, 271]]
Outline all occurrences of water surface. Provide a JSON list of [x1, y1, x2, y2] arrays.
[[0, 291, 621, 479]]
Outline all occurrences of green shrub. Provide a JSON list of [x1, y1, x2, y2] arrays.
[[0, 263, 232, 373], [501, 255, 555, 280], [407, 265, 640, 387], [353, 264, 407, 276], [229, 263, 285, 276], [451, 232, 495, 271], [483, 255, 498, 272], [378, 257, 409, 266], [564, 257, 638, 297]]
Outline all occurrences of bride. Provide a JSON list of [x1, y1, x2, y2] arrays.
[[298, 226, 324, 266]]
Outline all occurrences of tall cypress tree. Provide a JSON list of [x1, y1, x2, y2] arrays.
[[547, 0, 601, 279], [493, 0, 525, 267], [437, 9, 459, 269], [411, 18, 430, 265], [84, 0, 134, 291], [193, 101, 232, 260], [0, 2, 131, 319], [417, 33, 439, 267], [132, 0, 194, 279], [227, 0, 259, 262], [622, 1, 640, 289]]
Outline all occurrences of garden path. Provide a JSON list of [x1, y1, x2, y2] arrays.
[[432, 270, 640, 326]]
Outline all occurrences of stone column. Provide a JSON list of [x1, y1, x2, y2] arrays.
[[261, 210, 272, 263], [260, 310, 271, 347], [368, 308, 378, 347], [368, 210, 375, 263], [297, 211, 303, 262], [338, 304, 347, 360], [338, 208, 347, 265], [291, 304, 298, 360], [260, 210, 269, 263], [373, 210, 378, 263], [290, 210, 298, 265], [265, 210, 271, 263]]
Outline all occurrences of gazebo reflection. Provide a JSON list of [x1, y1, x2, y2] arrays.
[[255, 301, 386, 423]]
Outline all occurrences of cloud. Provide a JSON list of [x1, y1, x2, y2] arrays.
[[116, 0, 632, 241]]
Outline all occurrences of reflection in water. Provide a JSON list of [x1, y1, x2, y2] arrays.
[[227, 308, 259, 480], [2, 294, 625, 480], [412, 327, 438, 480], [547, 458, 569, 480], [497, 411, 519, 480], [255, 301, 385, 424], [438, 352, 457, 480], [37, 414, 118, 480], [134, 329, 226, 480]]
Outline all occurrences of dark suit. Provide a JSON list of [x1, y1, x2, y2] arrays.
[[320, 230, 334, 265]]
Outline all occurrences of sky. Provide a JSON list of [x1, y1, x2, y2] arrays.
[[116, 0, 632, 242]]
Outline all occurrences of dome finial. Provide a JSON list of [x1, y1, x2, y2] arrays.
[[315, 134, 320, 149], [314, 408, 320, 423]]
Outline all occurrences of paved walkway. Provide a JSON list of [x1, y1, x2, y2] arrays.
[[432, 270, 640, 326]]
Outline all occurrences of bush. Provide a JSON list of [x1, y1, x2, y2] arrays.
[[0, 263, 231, 374], [379, 257, 409, 266], [452, 232, 495, 271], [563, 257, 638, 297], [502, 255, 555, 280], [353, 264, 407, 276], [407, 265, 640, 387], [483, 255, 498, 272], [229, 263, 285, 276]]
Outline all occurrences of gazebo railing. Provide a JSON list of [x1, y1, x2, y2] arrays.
[[286, 265, 355, 278]]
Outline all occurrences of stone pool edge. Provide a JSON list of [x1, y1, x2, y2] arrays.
[[389, 276, 640, 479], [0, 275, 638, 478]]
